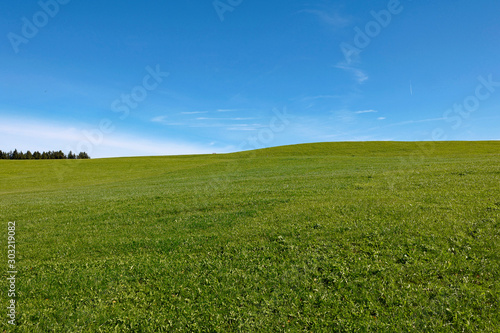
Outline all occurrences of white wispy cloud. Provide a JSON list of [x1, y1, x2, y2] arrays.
[[334, 110, 357, 123], [365, 117, 447, 132], [331, 109, 378, 123], [355, 110, 377, 114], [196, 117, 257, 121], [226, 126, 258, 131], [180, 111, 209, 115], [335, 63, 368, 84], [217, 109, 239, 113], [151, 116, 184, 126], [300, 95, 343, 101], [188, 122, 265, 130], [0, 117, 221, 158], [151, 115, 168, 122], [391, 117, 446, 126]]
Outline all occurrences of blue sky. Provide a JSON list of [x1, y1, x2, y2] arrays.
[[1, 0, 499, 157]]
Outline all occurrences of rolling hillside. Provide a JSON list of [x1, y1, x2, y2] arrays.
[[1, 141, 499, 331]]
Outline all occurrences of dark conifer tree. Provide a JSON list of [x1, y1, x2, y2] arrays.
[[1, 149, 89, 160], [77, 152, 90, 159]]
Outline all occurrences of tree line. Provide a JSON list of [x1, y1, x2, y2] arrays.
[[0, 149, 90, 160]]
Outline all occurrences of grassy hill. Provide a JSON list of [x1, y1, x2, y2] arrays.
[[1, 141, 499, 331]]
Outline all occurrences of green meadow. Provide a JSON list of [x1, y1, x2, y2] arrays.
[[1, 141, 499, 332]]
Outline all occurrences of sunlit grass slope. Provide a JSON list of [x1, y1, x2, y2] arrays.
[[1, 141, 499, 332]]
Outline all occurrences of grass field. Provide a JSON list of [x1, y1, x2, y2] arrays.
[[1, 141, 499, 332]]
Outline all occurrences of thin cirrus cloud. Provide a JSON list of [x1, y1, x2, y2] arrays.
[[329, 12, 369, 86], [226, 124, 261, 131], [196, 117, 257, 121], [366, 117, 447, 132], [217, 109, 240, 112], [151, 115, 168, 123], [150, 116, 185, 126], [0, 117, 218, 158], [151, 111, 260, 128], [299, 95, 343, 102], [390, 117, 446, 126], [149, 109, 264, 130], [180, 111, 209, 115], [335, 64, 369, 84], [300, 8, 368, 85], [355, 110, 378, 114]]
